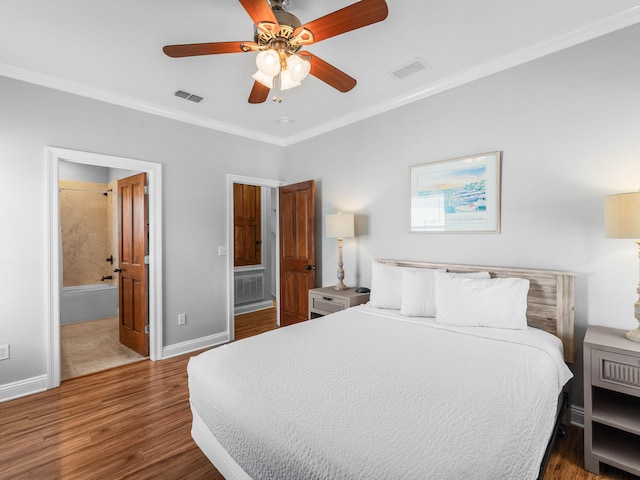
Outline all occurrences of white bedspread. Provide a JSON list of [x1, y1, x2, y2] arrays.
[[188, 305, 573, 480]]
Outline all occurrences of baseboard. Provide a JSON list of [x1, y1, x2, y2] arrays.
[[162, 332, 229, 359], [0, 375, 48, 403], [234, 300, 274, 315], [570, 404, 584, 428]]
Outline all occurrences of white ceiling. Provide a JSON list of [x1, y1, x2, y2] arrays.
[[1, 0, 639, 146]]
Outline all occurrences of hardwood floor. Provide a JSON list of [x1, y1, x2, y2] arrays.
[[0, 350, 221, 480], [1, 307, 636, 479], [234, 304, 278, 339], [544, 426, 638, 480]]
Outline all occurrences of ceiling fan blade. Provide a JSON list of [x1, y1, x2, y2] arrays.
[[295, 0, 388, 44], [238, 0, 280, 32], [248, 81, 271, 104], [299, 52, 356, 93], [163, 41, 253, 57]]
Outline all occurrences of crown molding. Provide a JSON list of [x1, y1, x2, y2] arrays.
[[0, 63, 288, 146]]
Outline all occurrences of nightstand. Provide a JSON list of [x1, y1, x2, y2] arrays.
[[583, 325, 640, 476], [308, 286, 370, 319]]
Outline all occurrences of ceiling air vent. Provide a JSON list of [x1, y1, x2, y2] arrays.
[[389, 58, 430, 80], [174, 90, 205, 103]]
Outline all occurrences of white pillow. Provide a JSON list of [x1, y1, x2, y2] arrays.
[[443, 271, 491, 280], [400, 270, 489, 317], [400, 268, 445, 317], [435, 273, 530, 329], [369, 261, 403, 309]]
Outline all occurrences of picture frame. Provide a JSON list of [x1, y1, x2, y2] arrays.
[[409, 151, 502, 233]]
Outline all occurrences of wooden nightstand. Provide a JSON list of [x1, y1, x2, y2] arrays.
[[583, 325, 640, 476], [308, 286, 370, 319]]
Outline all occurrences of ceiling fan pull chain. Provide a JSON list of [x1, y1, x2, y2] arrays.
[[273, 74, 283, 103]]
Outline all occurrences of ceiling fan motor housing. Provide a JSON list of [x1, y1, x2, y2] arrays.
[[254, 3, 303, 54], [273, 9, 301, 30]]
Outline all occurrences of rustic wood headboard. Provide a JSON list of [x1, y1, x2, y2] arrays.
[[377, 259, 576, 363]]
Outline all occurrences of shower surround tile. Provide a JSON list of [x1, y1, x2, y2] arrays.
[[59, 179, 112, 286]]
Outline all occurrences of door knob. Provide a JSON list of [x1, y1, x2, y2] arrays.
[[305, 265, 316, 271]]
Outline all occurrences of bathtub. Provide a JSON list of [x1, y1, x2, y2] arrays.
[[60, 283, 119, 324]]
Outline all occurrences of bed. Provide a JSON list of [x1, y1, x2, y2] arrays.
[[188, 260, 575, 480]]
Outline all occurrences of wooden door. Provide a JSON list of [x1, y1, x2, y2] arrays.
[[117, 173, 149, 356], [279, 180, 316, 326], [234, 183, 262, 267]]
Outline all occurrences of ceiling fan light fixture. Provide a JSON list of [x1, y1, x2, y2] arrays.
[[252, 70, 274, 89], [256, 49, 281, 77], [287, 54, 311, 82]]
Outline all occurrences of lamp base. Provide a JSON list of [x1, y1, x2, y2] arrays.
[[334, 280, 349, 291], [626, 326, 640, 343]]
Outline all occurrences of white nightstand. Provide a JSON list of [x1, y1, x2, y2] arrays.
[[583, 325, 640, 476], [308, 286, 370, 319]]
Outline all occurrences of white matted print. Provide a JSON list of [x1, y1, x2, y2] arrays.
[[410, 151, 501, 233]]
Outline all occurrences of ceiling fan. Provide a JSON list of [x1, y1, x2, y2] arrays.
[[163, 0, 389, 103]]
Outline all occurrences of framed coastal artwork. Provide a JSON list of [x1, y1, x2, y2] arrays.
[[409, 151, 502, 233]]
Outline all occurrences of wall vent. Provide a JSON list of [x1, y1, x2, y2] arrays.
[[389, 58, 430, 80], [234, 273, 264, 305], [174, 90, 205, 103]]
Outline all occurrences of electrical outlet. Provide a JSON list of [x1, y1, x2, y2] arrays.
[[0, 344, 9, 361], [178, 313, 187, 326]]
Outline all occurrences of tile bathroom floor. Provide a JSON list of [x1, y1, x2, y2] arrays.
[[61, 317, 147, 380]]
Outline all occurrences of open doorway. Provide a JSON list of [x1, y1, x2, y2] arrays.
[[232, 183, 278, 336], [226, 175, 283, 341], [226, 175, 317, 339], [58, 161, 147, 379], [47, 147, 163, 390]]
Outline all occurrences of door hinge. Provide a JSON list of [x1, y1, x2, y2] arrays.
[[144, 186, 149, 195], [144, 255, 150, 265], [144, 324, 149, 334]]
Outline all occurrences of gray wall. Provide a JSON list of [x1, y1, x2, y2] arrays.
[[284, 24, 640, 408], [0, 76, 284, 386]]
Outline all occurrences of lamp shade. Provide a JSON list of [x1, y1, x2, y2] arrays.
[[256, 49, 281, 77], [326, 213, 354, 238], [605, 191, 640, 238], [287, 54, 311, 82], [252, 70, 274, 89], [279, 69, 301, 91]]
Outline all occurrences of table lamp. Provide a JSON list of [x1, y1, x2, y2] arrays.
[[326, 212, 355, 290], [605, 191, 640, 342]]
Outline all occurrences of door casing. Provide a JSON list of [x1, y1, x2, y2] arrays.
[[47, 147, 163, 389], [226, 174, 284, 340]]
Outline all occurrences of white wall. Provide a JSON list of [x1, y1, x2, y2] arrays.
[[284, 24, 640, 407], [0, 75, 284, 390]]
